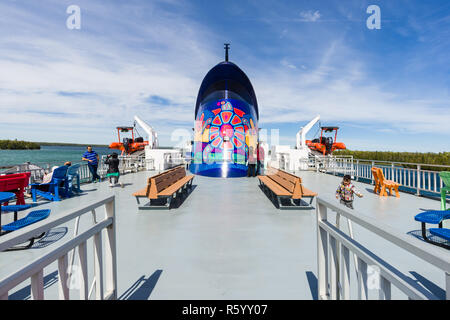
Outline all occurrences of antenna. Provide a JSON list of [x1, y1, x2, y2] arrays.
[[224, 43, 230, 61]]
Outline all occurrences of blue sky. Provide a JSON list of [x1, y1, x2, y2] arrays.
[[0, 0, 449, 152]]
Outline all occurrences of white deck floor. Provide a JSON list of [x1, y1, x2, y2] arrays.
[[0, 169, 448, 300]]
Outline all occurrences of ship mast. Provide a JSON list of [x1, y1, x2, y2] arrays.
[[224, 43, 230, 62]]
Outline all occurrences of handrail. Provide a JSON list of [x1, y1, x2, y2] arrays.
[[316, 196, 450, 300], [312, 157, 449, 197], [0, 195, 117, 300], [344, 158, 450, 169]]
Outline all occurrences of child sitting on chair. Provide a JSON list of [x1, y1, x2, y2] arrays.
[[336, 175, 363, 209], [105, 152, 123, 188]]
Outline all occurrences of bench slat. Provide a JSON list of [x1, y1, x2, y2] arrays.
[[132, 178, 151, 197], [268, 173, 295, 193], [258, 176, 292, 196], [158, 175, 194, 196], [259, 167, 317, 202], [149, 167, 190, 199]]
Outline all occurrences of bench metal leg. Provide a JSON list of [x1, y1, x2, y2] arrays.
[[138, 197, 171, 210], [421, 222, 428, 242], [278, 196, 315, 210]]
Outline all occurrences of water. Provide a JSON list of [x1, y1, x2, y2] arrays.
[[0, 145, 121, 169]]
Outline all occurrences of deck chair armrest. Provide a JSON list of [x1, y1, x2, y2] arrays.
[[30, 182, 52, 187]]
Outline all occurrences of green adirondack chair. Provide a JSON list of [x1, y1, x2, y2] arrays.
[[439, 171, 450, 210]]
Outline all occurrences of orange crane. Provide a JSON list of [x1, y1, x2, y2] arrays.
[[109, 126, 149, 155], [306, 126, 346, 155]]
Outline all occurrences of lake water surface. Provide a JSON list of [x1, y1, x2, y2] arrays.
[[0, 145, 121, 168]]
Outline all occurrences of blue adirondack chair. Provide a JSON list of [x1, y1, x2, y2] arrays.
[[30, 166, 69, 202], [66, 164, 81, 196]]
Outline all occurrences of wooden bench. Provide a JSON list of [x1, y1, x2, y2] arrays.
[[132, 166, 194, 210], [371, 167, 400, 197], [257, 167, 317, 209], [132, 166, 180, 201]]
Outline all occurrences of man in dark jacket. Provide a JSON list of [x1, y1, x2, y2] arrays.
[[105, 152, 123, 187]]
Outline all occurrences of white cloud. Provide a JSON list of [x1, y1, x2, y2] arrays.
[[0, 1, 219, 145], [0, 1, 448, 151], [299, 10, 321, 22], [280, 58, 296, 69]]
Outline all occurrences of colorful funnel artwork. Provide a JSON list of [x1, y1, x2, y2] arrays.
[[190, 61, 259, 177]]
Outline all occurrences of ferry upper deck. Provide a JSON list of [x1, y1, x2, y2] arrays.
[[0, 168, 449, 300]]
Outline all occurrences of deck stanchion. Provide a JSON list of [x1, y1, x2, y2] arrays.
[[329, 235, 339, 299], [317, 202, 329, 300], [371, 162, 375, 185], [416, 165, 421, 196], [357, 258, 368, 300], [346, 219, 358, 276], [433, 172, 437, 193], [57, 254, 70, 300], [93, 232, 104, 300], [79, 241, 88, 300], [446, 272, 450, 300], [341, 244, 350, 300], [379, 276, 391, 300], [104, 198, 117, 300], [335, 214, 341, 298], [31, 270, 44, 300]]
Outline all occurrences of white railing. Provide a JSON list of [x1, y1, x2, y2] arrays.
[[0, 195, 117, 300], [98, 155, 146, 177], [350, 160, 450, 196], [1, 156, 147, 185], [0, 162, 93, 185], [306, 157, 450, 197], [316, 196, 450, 300], [0, 162, 50, 184], [310, 155, 355, 176]]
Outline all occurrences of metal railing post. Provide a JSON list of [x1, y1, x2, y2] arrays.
[[104, 198, 117, 300], [446, 272, 450, 300], [371, 161, 375, 185], [416, 165, 421, 196], [317, 201, 329, 300]]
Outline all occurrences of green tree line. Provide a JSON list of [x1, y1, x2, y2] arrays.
[[0, 139, 41, 150], [334, 150, 450, 170], [37, 142, 108, 147]]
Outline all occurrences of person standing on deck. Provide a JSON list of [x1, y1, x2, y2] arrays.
[[336, 175, 363, 209], [247, 146, 257, 177], [257, 142, 265, 175], [82, 146, 101, 183], [105, 152, 123, 188]]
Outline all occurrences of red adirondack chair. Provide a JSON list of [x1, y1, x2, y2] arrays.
[[0, 172, 31, 205]]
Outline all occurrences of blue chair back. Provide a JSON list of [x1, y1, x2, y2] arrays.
[[51, 166, 68, 181], [67, 164, 81, 176]]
